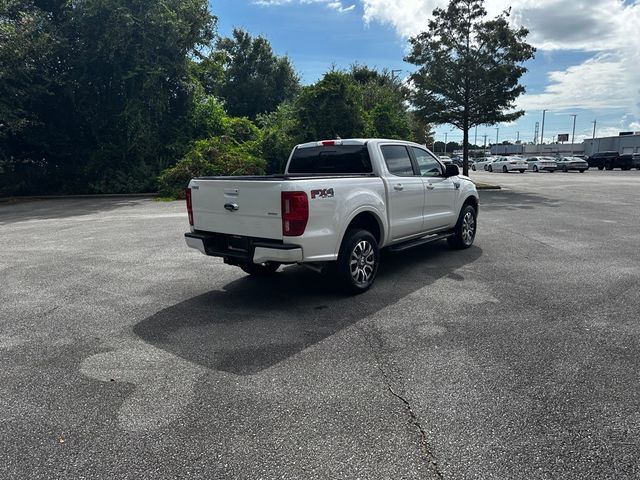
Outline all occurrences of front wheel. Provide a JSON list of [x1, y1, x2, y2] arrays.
[[597, 166, 604, 170], [488, 165, 493, 172], [471, 165, 476, 171], [333, 229, 379, 294], [448, 204, 477, 250], [533, 165, 539, 172], [502, 166, 508, 173], [519, 170, 525, 173], [579, 169, 585, 173], [239, 261, 281, 276]]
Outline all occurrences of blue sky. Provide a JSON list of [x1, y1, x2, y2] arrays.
[[211, 0, 640, 146]]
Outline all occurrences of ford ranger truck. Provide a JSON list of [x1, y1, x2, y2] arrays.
[[185, 139, 479, 293]]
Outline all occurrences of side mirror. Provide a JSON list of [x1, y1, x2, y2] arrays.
[[445, 164, 459, 177]]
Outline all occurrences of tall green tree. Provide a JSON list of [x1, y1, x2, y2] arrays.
[[217, 29, 299, 120], [405, 0, 535, 175], [0, 0, 216, 195]]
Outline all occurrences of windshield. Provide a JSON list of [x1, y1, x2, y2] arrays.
[[287, 145, 373, 174]]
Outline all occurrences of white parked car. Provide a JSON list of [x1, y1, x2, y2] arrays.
[[474, 157, 497, 171], [439, 155, 453, 165], [556, 156, 589, 172], [526, 156, 557, 172], [488, 156, 527, 173]]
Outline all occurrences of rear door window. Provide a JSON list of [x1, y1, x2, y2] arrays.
[[381, 145, 416, 176]]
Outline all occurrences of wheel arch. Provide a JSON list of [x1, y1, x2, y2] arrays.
[[335, 209, 385, 255]]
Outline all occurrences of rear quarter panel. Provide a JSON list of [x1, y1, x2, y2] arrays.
[[286, 177, 387, 261]]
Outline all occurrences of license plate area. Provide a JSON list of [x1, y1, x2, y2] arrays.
[[227, 235, 249, 252]]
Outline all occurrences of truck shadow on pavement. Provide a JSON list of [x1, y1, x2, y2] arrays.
[[134, 243, 482, 375]]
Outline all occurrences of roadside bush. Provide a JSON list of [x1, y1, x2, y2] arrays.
[[158, 137, 266, 199]]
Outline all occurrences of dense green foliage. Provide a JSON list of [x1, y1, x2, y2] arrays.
[[216, 29, 299, 120], [0, 0, 215, 195], [405, 0, 535, 174], [1, 2, 432, 197]]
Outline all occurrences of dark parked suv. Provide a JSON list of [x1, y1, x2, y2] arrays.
[[618, 153, 640, 170], [587, 151, 633, 170]]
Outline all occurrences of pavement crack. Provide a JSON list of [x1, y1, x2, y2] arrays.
[[354, 324, 444, 480]]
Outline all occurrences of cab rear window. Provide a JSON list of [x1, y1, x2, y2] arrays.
[[288, 145, 373, 174]]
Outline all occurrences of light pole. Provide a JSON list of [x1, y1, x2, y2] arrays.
[[570, 114, 577, 155], [495, 127, 499, 145], [483, 134, 487, 150], [516, 131, 520, 142], [540, 109, 547, 146], [592, 120, 597, 139], [444, 132, 448, 155], [474, 125, 478, 147]]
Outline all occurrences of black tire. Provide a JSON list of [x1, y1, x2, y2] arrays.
[[605, 163, 613, 170], [533, 165, 538, 172], [448, 204, 477, 250], [502, 166, 508, 173], [579, 169, 585, 173], [488, 165, 493, 172], [239, 261, 281, 276], [622, 167, 631, 171], [333, 229, 379, 294], [598, 166, 604, 170], [471, 165, 476, 171], [563, 166, 568, 172], [519, 170, 525, 173]]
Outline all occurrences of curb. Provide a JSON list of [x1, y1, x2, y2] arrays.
[[473, 183, 501, 190]]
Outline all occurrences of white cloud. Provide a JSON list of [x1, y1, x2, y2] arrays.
[[361, 0, 640, 121], [328, 1, 357, 12], [254, 0, 356, 13]]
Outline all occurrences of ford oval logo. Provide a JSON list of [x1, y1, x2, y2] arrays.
[[224, 203, 239, 212]]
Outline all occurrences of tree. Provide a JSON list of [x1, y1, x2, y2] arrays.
[[217, 29, 299, 120], [0, 0, 216, 195], [405, 0, 535, 175]]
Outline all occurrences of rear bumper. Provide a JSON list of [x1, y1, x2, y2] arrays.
[[184, 231, 303, 264]]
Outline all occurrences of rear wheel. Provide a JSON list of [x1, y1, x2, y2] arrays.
[[533, 165, 539, 172], [471, 165, 476, 171], [579, 169, 585, 173], [488, 165, 493, 172], [333, 229, 379, 294], [239, 262, 281, 276], [605, 163, 613, 170], [448, 204, 477, 250], [597, 166, 604, 170], [502, 166, 508, 173], [519, 170, 525, 173]]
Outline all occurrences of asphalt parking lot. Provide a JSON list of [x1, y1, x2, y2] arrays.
[[1, 169, 639, 479]]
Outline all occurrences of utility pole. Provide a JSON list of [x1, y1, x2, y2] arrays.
[[516, 131, 520, 142], [540, 109, 547, 145], [495, 127, 499, 145], [534, 122, 539, 145], [570, 114, 577, 155], [474, 125, 478, 147], [391, 69, 402, 82], [444, 132, 448, 154], [483, 134, 487, 150], [591, 120, 597, 139]]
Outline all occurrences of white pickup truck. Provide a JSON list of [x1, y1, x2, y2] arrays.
[[185, 139, 479, 293]]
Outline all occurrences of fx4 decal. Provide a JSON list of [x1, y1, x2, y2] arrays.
[[310, 188, 334, 199]]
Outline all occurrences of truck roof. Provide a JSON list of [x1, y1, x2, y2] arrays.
[[295, 138, 426, 149]]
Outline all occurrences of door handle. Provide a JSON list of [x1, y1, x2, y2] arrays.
[[426, 183, 435, 190], [393, 184, 404, 191]]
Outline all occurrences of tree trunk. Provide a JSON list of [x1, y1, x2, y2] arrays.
[[462, 116, 469, 176]]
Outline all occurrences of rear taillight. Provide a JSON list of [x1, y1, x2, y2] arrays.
[[185, 187, 193, 226], [281, 191, 308, 236]]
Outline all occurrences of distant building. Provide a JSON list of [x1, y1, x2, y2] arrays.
[[489, 132, 640, 157], [583, 133, 640, 155]]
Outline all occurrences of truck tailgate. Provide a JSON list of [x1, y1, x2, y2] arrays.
[[190, 179, 284, 240]]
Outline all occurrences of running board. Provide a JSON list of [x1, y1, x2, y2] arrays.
[[388, 231, 454, 253]]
